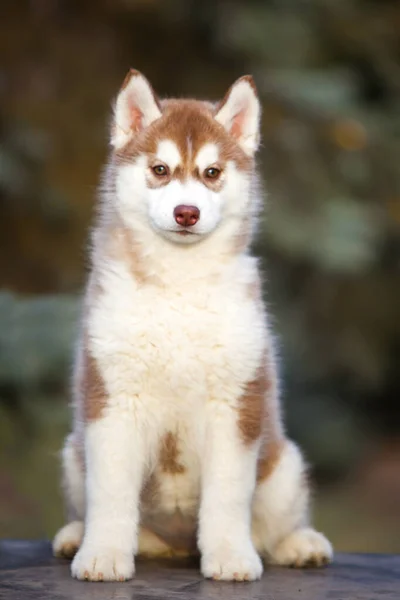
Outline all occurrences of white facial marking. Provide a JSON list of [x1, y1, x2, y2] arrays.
[[148, 179, 222, 243], [196, 143, 219, 172], [115, 150, 252, 245], [156, 140, 181, 172], [186, 136, 193, 162]]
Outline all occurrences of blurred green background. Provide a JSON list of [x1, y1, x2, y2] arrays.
[[0, 0, 399, 552]]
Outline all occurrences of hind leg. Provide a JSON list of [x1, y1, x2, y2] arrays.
[[251, 440, 333, 567], [53, 521, 84, 559], [52, 433, 85, 559]]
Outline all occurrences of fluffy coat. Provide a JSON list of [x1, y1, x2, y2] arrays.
[[53, 70, 333, 582]]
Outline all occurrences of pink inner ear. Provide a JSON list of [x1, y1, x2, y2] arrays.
[[129, 103, 143, 132], [230, 108, 246, 139]]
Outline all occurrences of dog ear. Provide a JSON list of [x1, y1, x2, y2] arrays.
[[215, 75, 261, 155], [111, 69, 162, 149]]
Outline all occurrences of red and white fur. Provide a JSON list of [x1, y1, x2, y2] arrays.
[[53, 70, 333, 582]]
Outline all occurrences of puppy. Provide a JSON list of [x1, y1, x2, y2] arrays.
[[53, 70, 333, 582]]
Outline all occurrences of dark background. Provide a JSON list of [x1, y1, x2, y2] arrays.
[[0, 0, 399, 552]]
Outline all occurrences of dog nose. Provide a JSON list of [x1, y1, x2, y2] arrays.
[[174, 205, 200, 227]]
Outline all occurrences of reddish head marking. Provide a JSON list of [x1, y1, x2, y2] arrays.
[[114, 99, 253, 180]]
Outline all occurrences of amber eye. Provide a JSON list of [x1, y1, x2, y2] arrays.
[[204, 167, 221, 179], [152, 165, 168, 177]]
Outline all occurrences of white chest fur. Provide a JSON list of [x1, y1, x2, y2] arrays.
[[89, 254, 266, 420]]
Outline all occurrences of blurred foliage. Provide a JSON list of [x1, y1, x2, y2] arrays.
[[0, 0, 399, 550]]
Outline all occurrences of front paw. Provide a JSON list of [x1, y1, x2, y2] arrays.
[[71, 544, 134, 582], [201, 543, 263, 582]]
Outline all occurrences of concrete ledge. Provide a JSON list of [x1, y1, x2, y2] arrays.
[[1, 540, 399, 599]]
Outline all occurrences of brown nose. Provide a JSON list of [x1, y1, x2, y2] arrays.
[[174, 205, 200, 227]]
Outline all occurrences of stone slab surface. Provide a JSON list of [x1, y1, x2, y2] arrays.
[[0, 540, 399, 599]]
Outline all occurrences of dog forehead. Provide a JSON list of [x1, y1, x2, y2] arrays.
[[156, 138, 219, 171], [153, 101, 222, 163], [116, 99, 252, 173]]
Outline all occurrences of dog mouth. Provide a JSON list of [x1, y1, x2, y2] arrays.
[[167, 228, 198, 237], [158, 226, 206, 243]]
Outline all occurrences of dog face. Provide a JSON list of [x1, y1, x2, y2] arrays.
[[110, 70, 261, 245]]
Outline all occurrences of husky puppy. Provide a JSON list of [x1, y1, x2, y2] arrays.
[[53, 70, 333, 582]]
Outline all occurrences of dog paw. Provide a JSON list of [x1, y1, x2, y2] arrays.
[[71, 544, 134, 581], [271, 528, 333, 568], [53, 521, 84, 559], [201, 544, 263, 581]]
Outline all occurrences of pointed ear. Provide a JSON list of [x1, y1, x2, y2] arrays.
[[214, 75, 261, 155], [111, 69, 162, 149]]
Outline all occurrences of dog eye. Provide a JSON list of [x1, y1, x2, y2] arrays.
[[152, 165, 168, 176], [204, 167, 221, 179]]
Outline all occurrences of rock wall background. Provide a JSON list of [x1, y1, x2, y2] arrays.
[[0, 0, 399, 551]]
